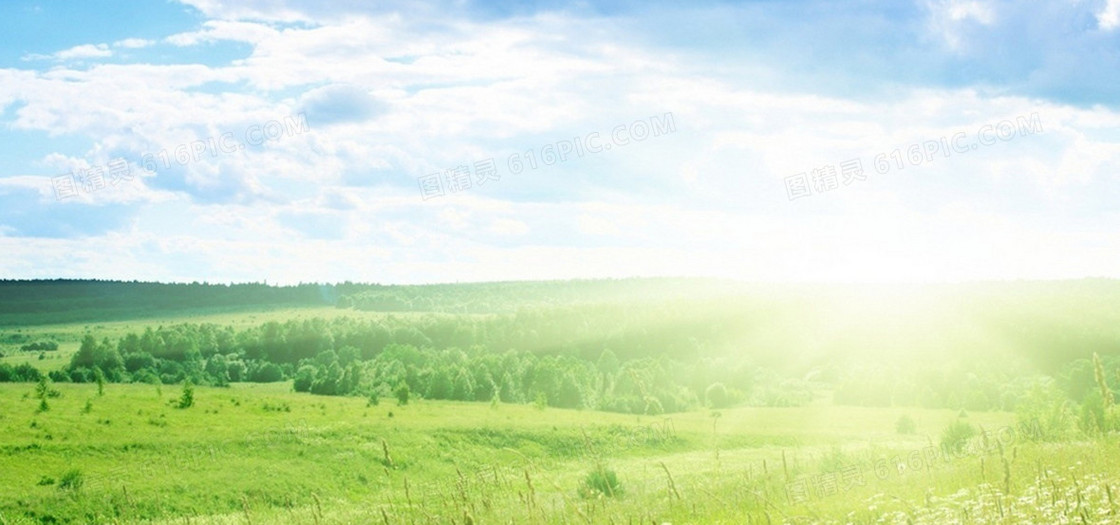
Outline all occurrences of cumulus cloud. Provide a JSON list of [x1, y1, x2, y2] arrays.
[[23, 43, 113, 62], [165, 20, 280, 46], [113, 38, 156, 49], [1, 0, 1119, 283], [55, 43, 113, 60], [298, 84, 387, 126], [1100, 0, 1120, 29]]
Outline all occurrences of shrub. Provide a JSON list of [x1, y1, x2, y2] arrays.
[[250, 362, 284, 383], [579, 466, 623, 498], [394, 382, 410, 406], [14, 363, 43, 382], [176, 380, 194, 409], [940, 419, 976, 455], [705, 382, 729, 409], [818, 446, 848, 473], [644, 396, 664, 416], [896, 414, 917, 434], [94, 368, 105, 396], [293, 365, 316, 393], [58, 469, 83, 491]]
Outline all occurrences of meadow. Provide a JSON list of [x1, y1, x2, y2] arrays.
[[2, 279, 1120, 524]]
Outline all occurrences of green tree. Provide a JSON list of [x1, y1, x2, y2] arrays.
[[705, 382, 729, 409], [204, 354, 230, 386], [94, 368, 105, 396], [451, 368, 474, 401], [940, 419, 975, 455], [176, 380, 194, 409], [427, 367, 452, 399], [250, 362, 284, 383], [293, 365, 317, 393], [311, 362, 342, 395], [557, 373, 585, 409], [896, 415, 917, 434], [394, 382, 410, 406], [597, 349, 620, 377]]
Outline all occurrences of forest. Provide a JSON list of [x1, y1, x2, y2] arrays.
[[3, 278, 1120, 429], [4, 278, 1120, 524]]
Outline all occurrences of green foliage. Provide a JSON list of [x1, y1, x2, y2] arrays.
[[818, 446, 848, 473], [0, 279, 333, 325], [94, 367, 105, 396], [57, 469, 84, 491], [940, 419, 976, 454], [293, 365, 316, 393], [706, 382, 729, 409], [1077, 392, 1120, 435], [579, 466, 623, 498], [394, 382, 410, 406], [71, 335, 124, 381], [176, 380, 194, 409], [250, 362, 284, 383], [896, 414, 917, 434], [20, 341, 59, 352], [10, 278, 1120, 424], [1015, 377, 1077, 441], [262, 401, 290, 412], [0, 362, 42, 382]]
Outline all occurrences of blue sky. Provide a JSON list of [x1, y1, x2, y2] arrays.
[[1, 0, 1119, 284]]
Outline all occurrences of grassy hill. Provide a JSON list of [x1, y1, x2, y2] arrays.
[[1, 278, 1120, 523]]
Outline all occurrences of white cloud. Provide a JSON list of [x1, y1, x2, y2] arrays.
[[3, 2, 1120, 284], [165, 20, 280, 46], [175, 0, 318, 22], [489, 218, 529, 236], [1099, 0, 1120, 29], [113, 38, 156, 49], [925, 0, 996, 50], [54, 43, 113, 60]]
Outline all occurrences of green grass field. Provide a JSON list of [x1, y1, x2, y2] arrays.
[[2, 379, 1115, 524], [4, 282, 1120, 524]]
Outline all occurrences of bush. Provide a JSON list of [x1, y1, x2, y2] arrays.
[[579, 466, 623, 498], [58, 469, 84, 491], [394, 382, 410, 406], [896, 414, 917, 434], [293, 365, 316, 393], [176, 380, 194, 409], [940, 419, 976, 455], [12, 363, 43, 382], [48, 370, 70, 383], [706, 382, 729, 409], [21, 341, 58, 352], [250, 362, 285, 383]]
